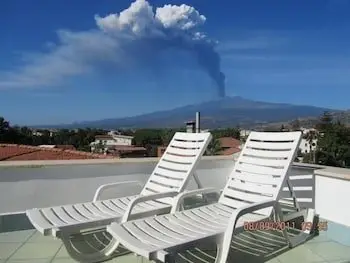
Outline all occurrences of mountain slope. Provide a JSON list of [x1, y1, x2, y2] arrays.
[[40, 96, 336, 129]]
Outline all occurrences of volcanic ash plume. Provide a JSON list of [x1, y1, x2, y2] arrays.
[[95, 0, 226, 97]]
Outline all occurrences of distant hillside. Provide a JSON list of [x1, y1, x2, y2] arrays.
[[259, 110, 350, 130], [36, 96, 338, 129]]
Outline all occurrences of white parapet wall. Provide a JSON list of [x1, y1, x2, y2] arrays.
[[0, 157, 234, 214], [314, 167, 350, 227]]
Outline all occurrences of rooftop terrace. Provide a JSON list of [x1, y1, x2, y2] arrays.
[[1, 157, 350, 263]]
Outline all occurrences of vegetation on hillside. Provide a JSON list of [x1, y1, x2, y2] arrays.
[[264, 112, 350, 168], [2, 112, 349, 167], [0, 117, 241, 157]]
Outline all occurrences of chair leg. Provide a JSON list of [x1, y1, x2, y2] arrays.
[[61, 230, 126, 263], [275, 204, 315, 248], [214, 243, 223, 263]]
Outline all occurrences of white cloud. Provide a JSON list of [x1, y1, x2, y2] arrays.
[[0, 0, 222, 91]]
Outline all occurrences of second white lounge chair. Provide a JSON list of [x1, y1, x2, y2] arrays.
[[107, 131, 314, 263], [26, 132, 212, 262]]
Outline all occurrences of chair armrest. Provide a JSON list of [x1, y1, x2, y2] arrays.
[[93, 180, 144, 202], [171, 187, 221, 213], [121, 191, 179, 222]]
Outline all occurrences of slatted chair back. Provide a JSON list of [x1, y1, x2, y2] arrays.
[[140, 132, 212, 204], [219, 131, 302, 216]]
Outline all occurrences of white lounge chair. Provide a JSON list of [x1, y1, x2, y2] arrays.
[[107, 131, 315, 263], [26, 132, 212, 263]]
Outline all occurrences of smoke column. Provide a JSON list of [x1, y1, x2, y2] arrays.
[[95, 0, 226, 97]]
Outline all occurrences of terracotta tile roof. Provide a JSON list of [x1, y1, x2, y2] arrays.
[[110, 146, 146, 152], [218, 137, 242, 156], [220, 147, 241, 156], [0, 144, 113, 161], [55, 145, 76, 150], [218, 137, 241, 148]]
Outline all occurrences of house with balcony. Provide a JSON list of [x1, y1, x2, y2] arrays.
[[90, 133, 134, 152]]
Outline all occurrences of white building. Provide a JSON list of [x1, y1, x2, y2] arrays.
[[90, 132, 133, 152]]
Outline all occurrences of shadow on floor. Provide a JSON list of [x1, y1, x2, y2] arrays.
[[174, 229, 307, 263]]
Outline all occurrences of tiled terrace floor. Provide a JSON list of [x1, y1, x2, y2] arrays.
[[1, 228, 350, 263]]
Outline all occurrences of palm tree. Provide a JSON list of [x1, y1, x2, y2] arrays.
[[305, 130, 318, 164], [205, 138, 222, 156]]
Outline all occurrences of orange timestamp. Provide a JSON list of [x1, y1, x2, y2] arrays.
[[243, 221, 328, 231], [301, 221, 328, 231], [243, 221, 295, 231]]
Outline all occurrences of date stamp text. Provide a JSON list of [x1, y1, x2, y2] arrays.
[[243, 221, 328, 231]]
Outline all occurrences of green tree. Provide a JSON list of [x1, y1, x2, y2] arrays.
[[290, 119, 301, 131], [315, 119, 350, 167], [92, 140, 106, 154], [316, 111, 333, 132], [210, 128, 240, 140], [205, 138, 222, 156], [0, 117, 10, 142]]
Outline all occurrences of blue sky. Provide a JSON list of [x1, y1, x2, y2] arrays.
[[1, 0, 350, 125]]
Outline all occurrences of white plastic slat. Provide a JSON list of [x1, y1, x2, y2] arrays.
[[145, 217, 191, 240], [180, 211, 224, 230], [109, 224, 158, 255], [158, 216, 199, 237], [167, 146, 198, 156], [173, 132, 210, 141], [111, 198, 128, 210], [228, 179, 276, 195], [74, 204, 101, 219], [223, 187, 272, 204], [243, 148, 291, 159], [149, 176, 182, 189], [136, 220, 178, 244], [162, 154, 196, 164], [205, 204, 233, 217], [158, 160, 190, 172], [102, 200, 125, 214], [153, 167, 187, 180], [135, 201, 158, 211], [232, 172, 280, 186], [124, 222, 171, 247], [26, 209, 54, 234], [245, 140, 294, 151], [52, 207, 79, 224], [145, 181, 175, 193], [248, 131, 301, 142], [94, 202, 118, 216], [219, 196, 252, 209], [84, 203, 108, 218], [41, 208, 66, 226], [63, 205, 89, 222], [196, 206, 230, 222], [191, 208, 228, 225], [144, 200, 165, 208], [238, 155, 287, 168], [171, 140, 203, 149], [213, 203, 236, 214], [235, 162, 285, 176], [168, 214, 212, 234]]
